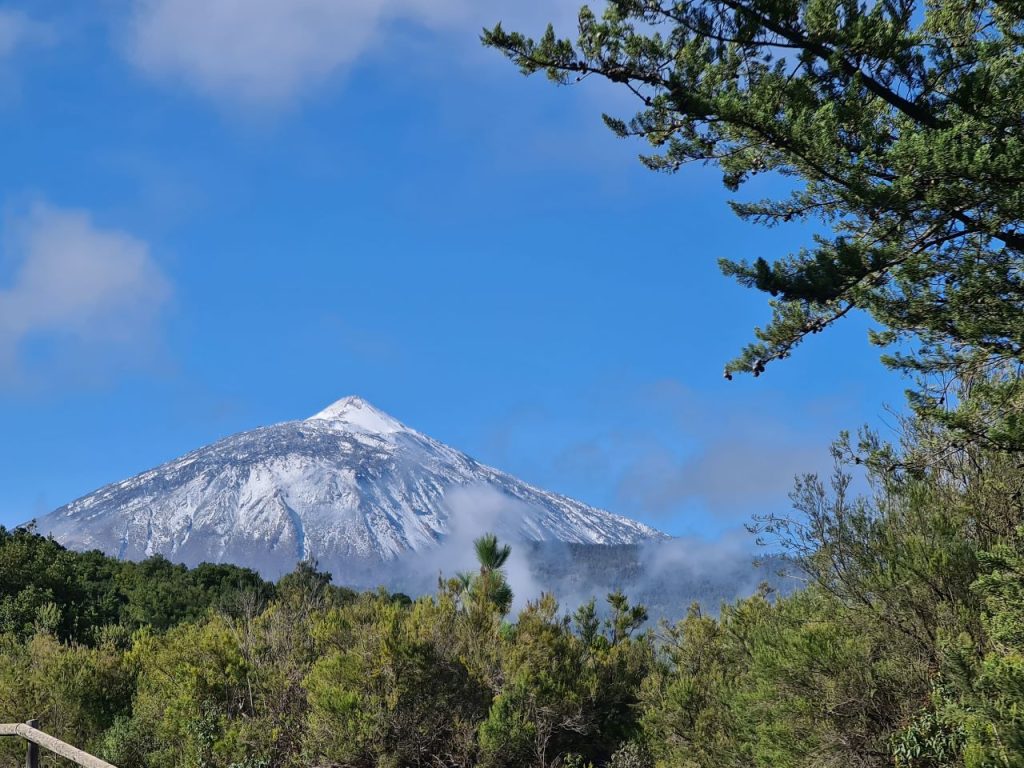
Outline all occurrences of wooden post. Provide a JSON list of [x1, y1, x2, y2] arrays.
[[24, 720, 38, 768]]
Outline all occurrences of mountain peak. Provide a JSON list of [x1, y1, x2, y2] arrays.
[[307, 395, 407, 434], [39, 392, 665, 584]]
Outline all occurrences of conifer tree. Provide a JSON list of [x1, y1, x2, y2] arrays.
[[458, 534, 515, 617], [483, 0, 1024, 448]]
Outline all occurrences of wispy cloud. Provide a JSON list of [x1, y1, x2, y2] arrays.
[[377, 484, 778, 618], [519, 380, 843, 530], [123, 0, 584, 108], [0, 202, 172, 387], [613, 431, 825, 519], [0, 8, 53, 59]]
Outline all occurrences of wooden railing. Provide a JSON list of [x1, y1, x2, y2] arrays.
[[0, 721, 116, 768]]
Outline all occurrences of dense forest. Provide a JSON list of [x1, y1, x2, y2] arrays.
[[2, 410, 1024, 767]]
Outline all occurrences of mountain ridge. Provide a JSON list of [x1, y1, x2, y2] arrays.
[[36, 396, 666, 584]]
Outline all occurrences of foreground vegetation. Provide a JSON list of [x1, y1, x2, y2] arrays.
[[478, 2, 1024, 762], [2, 414, 1023, 768]]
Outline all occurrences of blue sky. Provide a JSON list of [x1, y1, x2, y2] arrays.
[[0, 0, 907, 538]]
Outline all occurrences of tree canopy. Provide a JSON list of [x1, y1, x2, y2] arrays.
[[483, 0, 1024, 448], [4, 416, 1024, 768], [4, 425, 1024, 767]]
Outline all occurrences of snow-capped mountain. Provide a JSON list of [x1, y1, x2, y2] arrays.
[[36, 396, 665, 583]]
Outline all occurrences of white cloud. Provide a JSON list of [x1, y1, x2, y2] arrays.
[[0, 202, 171, 382], [537, 380, 840, 526], [613, 433, 826, 517], [124, 0, 583, 108]]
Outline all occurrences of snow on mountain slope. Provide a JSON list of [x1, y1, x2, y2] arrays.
[[36, 397, 665, 580]]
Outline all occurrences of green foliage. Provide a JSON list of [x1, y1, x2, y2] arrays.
[[0, 631, 132, 766], [899, 529, 1024, 768], [305, 594, 487, 767], [0, 526, 123, 641], [640, 601, 754, 767], [0, 530, 663, 767], [456, 533, 516, 618], [635, 412, 1024, 768], [124, 618, 258, 768], [482, 0, 1024, 449], [6, 417, 1024, 768], [0, 525, 272, 643], [480, 592, 654, 767], [116, 556, 271, 632]]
